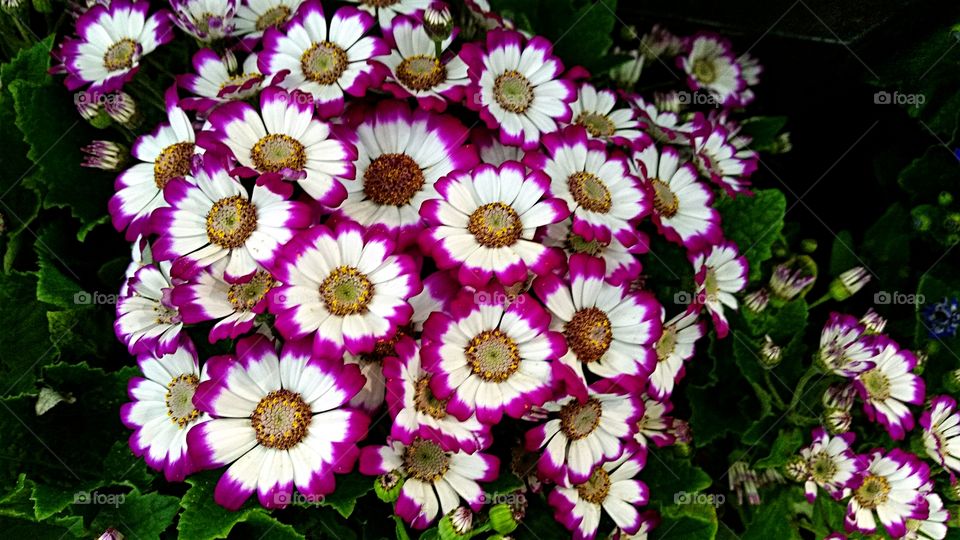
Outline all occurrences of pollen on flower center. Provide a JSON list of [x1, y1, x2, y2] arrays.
[[568, 171, 612, 213], [575, 112, 616, 138], [466, 329, 521, 382], [403, 438, 450, 482], [861, 370, 891, 401], [397, 55, 446, 91], [566, 232, 605, 257], [206, 195, 257, 248], [468, 202, 522, 247], [651, 179, 679, 218], [251, 133, 307, 173], [320, 266, 374, 316], [300, 41, 348, 85], [414, 376, 448, 420], [808, 451, 838, 483], [227, 271, 277, 311], [853, 474, 891, 509], [691, 58, 717, 84], [103, 38, 138, 72], [153, 142, 195, 189], [655, 326, 677, 362], [565, 308, 613, 363], [165, 374, 200, 428], [493, 70, 534, 114], [251, 389, 312, 449], [361, 0, 400, 6], [363, 153, 425, 206], [220, 73, 264, 95], [559, 398, 602, 440], [360, 327, 410, 363], [576, 467, 611, 504], [255, 5, 291, 31]]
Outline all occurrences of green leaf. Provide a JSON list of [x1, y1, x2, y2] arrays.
[[740, 116, 788, 152], [90, 489, 179, 540], [716, 189, 787, 281], [898, 146, 960, 200], [548, 0, 618, 74], [240, 512, 306, 539], [741, 488, 803, 540], [655, 502, 718, 540], [642, 451, 711, 506], [828, 230, 858, 277], [809, 495, 845, 538], [861, 203, 912, 287], [754, 428, 803, 469], [741, 299, 809, 343], [0, 271, 54, 396], [0, 515, 85, 539], [321, 471, 373, 518]]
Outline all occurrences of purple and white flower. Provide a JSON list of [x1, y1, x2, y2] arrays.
[[178, 49, 264, 112], [540, 219, 643, 286], [798, 427, 860, 503], [691, 124, 757, 196], [905, 492, 950, 540], [647, 307, 704, 400], [919, 395, 960, 477], [233, 0, 298, 42], [677, 33, 744, 108], [170, 0, 236, 41], [568, 82, 643, 146], [633, 395, 678, 449], [471, 127, 525, 166], [817, 313, 877, 377], [844, 449, 931, 538], [115, 262, 184, 356], [345, 0, 429, 29], [853, 337, 925, 440], [691, 241, 748, 338]]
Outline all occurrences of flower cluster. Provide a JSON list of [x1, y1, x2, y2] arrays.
[[56, 2, 768, 537]]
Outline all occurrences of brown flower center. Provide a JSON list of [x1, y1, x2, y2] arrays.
[[153, 142, 195, 189], [651, 179, 679, 218], [691, 58, 717, 84], [559, 398, 602, 440], [808, 451, 838, 483], [301, 41, 348, 85], [468, 202, 522, 247], [104, 38, 138, 72], [576, 467, 611, 504], [861, 370, 891, 401], [227, 271, 277, 311], [853, 474, 890, 509], [466, 329, 521, 382], [320, 266, 374, 316], [575, 112, 616, 138], [403, 438, 450, 482], [564, 308, 613, 363], [414, 376, 448, 419], [251, 389, 312, 449], [251, 133, 306, 173], [206, 196, 257, 249], [655, 326, 677, 362], [493, 70, 534, 114], [363, 153, 425, 206], [166, 374, 200, 428], [397, 55, 446, 91], [568, 171, 612, 213], [255, 5, 291, 31]]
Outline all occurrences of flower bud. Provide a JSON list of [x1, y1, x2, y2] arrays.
[[822, 384, 855, 412], [743, 288, 769, 313], [824, 409, 851, 434], [800, 238, 818, 253], [939, 191, 954, 206], [944, 368, 960, 394], [104, 91, 141, 128], [98, 528, 124, 540], [439, 507, 473, 539], [759, 335, 781, 368], [769, 257, 816, 302], [374, 470, 404, 503], [489, 503, 518, 534], [859, 308, 887, 335], [424, 1, 453, 42], [80, 140, 127, 171], [829, 267, 870, 301], [783, 455, 807, 482], [609, 48, 643, 88]]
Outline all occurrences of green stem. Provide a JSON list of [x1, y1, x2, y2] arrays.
[[786, 364, 821, 415], [763, 370, 787, 409], [808, 293, 832, 309]]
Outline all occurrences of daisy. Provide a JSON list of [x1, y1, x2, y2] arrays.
[[631, 142, 721, 250], [206, 86, 357, 205], [378, 15, 470, 111], [188, 336, 370, 510], [844, 449, 931, 538], [629, 95, 694, 144], [419, 161, 569, 288], [548, 449, 650, 540], [568, 82, 643, 146], [120, 235, 153, 296], [333, 100, 477, 245], [359, 438, 499, 529], [178, 49, 264, 113], [540, 219, 643, 286], [171, 258, 277, 343], [647, 307, 705, 400], [633, 395, 677, 449], [471, 127, 524, 166], [854, 338, 925, 440], [677, 33, 744, 108], [817, 313, 877, 377], [56, 0, 173, 92], [919, 395, 960, 476], [383, 336, 492, 453], [345, 0, 429, 29], [526, 126, 649, 246], [905, 492, 949, 540], [259, 1, 387, 117], [232, 0, 299, 43], [170, 0, 236, 41], [461, 29, 575, 150], [408, 270, 458, 331], [464, 0, 515, 31], [798, 427, 860, 503], [115, 262, 184, 356], [691, 241, 748, 338], [733, 53, 762, 107], [151, 157, 312, 281], [121, 338, 207, 481], [420, 289, 566, 424], [533, 254, 661, 384], [343, 351, 387, 414], [525, 387, 641, 485], [269, 222, 421, 358], [109, 90, 197, 241], [691, 124, 757, 196]]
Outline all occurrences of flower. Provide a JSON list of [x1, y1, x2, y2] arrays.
[[422, 1, 452, 41], [109, 91, 197, 241], [631, 142, 721, 250], [56, 0, 173, 92], [548, 449, 650, 540], [690, 124, 757, 196], [648, 307, 704, 400], [151, 158, 311, 281], [378, 15, 469, 111], [233, 0, 299, 42], [81, 140, 127, 170], [854, 338, 925, 440], [817, 313, 876, 377], [769, 261, 815, 301], [178, 49, 264, 112], [743, 288, 769, 312], [608, 47, 643, 88], [798, 427, 860, 503], [829, 266, 871, 301], [533, 254, 661, 384], [206, 86, 357, 204], [345, 0, 430, 29], [540, 219, 643, 286], [526, 126, 649, 246], [921, 297, 960, 338], [171, 259, 277, 342], [844, 449, 931, 538], [905, 492, 949, 540], [408, 270, 458, 331], [419, 161, 569, 287], [691, 241, 748, 338], [115, 262, 183, 356], [188, 336, 369, 509], [919, 395, 960, 478], [383, 337, 492, 453], [462, 29, 575, 150], [170, 0, 236, 41], [359, 438, 499, 529], [121, 338, 207, 481], [269, 222, 421, 357], [525, 387, 641, 485], [333, 100, 477, 245], [471, 127, 524, 166], [259, 1, 387, 117], [759, 335, 782, 368], [568, 83, 644, 146], [629, 95, 694, 143], [421, 289, 566, 424], [677, 33, 744, 107], [632, 395, 677, 449], [859, 308, 887, 335]]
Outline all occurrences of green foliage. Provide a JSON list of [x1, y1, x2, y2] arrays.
[[716, 189, 787, 281]]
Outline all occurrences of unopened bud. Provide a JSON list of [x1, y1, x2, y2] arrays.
[[760, 335, 781, 368], [374, 470, 404, 503], [423, 1, 453, 42], [824, 409, 851, 434], [489, 503, 518, 534], [80, 140, 127, 171], [829, 267, 870, 301]]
